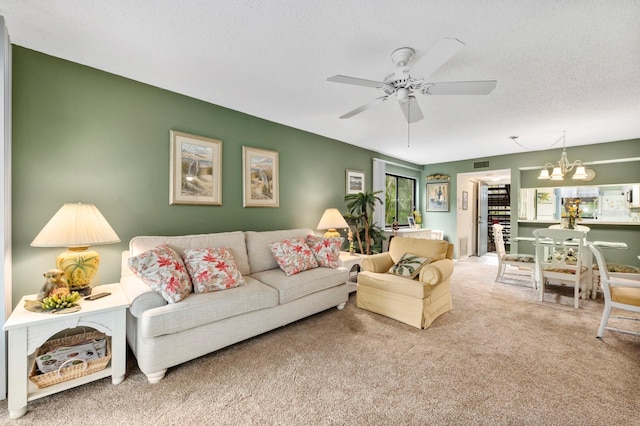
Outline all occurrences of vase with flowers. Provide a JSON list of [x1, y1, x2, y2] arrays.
[[562, 199, 582, 229]]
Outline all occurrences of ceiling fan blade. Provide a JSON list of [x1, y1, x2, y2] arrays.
[[327, 75, 387, 89], [339, 96, 388, 119], [410, 38, 465, 78], [423, 80, 497, 95], [399, 96, 424, 123]]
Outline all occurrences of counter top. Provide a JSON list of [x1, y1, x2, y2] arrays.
[[517, 219, 640, 226]]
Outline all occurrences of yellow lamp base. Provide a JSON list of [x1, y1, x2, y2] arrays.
[[323, 229, 341, 238], [56, 246, 100, 296]]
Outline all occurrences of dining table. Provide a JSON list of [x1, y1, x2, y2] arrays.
[[512, 236, 629, 299]]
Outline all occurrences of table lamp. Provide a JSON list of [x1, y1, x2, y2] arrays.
[[31, 203, 120, 296], [316, 208, 349, 238]]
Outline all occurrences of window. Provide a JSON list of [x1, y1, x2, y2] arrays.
[[385, 174, 416, 227]]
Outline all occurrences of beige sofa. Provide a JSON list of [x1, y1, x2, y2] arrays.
[[120, 228, 349, 383], [357, 237, 454, 329]]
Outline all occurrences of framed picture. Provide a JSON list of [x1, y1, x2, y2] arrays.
[[169, 130, 222, 205], [426, 182, 450, 212], [242, 146, 279, 207], [462, 191, 469, 210], [346, 169, 365, 194], [407, 216, 416, 229]]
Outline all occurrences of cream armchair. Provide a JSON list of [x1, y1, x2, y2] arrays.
[[357, 237, 454, 329]]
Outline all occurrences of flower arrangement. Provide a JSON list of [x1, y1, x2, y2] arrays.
[[561, 199, 582, 229], [413, 209, 422, 225]]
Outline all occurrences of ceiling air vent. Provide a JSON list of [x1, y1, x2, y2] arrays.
[[474, 161, 489, 169]]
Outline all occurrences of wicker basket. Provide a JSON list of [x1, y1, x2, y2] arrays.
[[29, 330, 111, 389]]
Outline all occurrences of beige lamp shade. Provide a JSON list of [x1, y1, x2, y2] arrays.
[[317, 208, 349, 238], [537, 169, 551, 180], [31, 203, 120, 294]]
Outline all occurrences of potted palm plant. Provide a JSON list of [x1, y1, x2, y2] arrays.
[[344, 190, 384, 255]]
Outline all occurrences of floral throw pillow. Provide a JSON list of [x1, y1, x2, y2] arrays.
[[182, 247, 247, 293], [306, 235, 342, 268], [128, 244, 192, 303], [388, 253, 432, 279], [269, 237, 319, 276]]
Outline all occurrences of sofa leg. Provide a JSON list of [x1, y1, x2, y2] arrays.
[[337, 302, 346, 310], [146, 369, 167, 384]]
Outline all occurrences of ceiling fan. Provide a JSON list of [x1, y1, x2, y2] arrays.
[[327, 38, 497, 123]]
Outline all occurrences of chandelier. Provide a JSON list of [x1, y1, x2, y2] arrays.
[[537, 131, 589, 180]]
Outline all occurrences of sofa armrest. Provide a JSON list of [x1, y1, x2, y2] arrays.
[[419, 258, 454, 285], [361, 253, 394, 273], [120, 251, 167, 318]]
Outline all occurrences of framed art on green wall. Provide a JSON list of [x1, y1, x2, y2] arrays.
[[346, 169, 365, 194], [426, 182, 449, 212], [242, 146, 279, 207], [169, 130, 222, 205]]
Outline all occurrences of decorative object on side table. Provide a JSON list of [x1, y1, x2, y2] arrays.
[[31, 203, 120, 296], [316, 208, 349, 238]]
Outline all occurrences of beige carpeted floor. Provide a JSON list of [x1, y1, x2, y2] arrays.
[[2, 259, 639, 425]]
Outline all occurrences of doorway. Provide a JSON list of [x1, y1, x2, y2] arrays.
[[456, 169, 511, 259]]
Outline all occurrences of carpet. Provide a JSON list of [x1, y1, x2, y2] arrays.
[[2, 260, 639, 425]]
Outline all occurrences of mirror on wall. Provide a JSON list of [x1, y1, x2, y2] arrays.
[[519, 183, 640, 223]]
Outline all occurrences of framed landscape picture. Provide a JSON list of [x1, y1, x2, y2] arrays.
[[426, 182, 449, 212], [242, 146, 279, 207], [346, 169, 365, 194], [169, 130, 222, 205]]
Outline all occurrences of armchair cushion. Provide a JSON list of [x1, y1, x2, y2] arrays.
[[388, 253, 432, 278]]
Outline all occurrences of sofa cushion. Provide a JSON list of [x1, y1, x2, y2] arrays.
[[246, 228, 314, 273], [251, 266, 349, 304], [139, 276, 279, 338], [306, 235, 342, 268], [129, 231, 250, 276], [359, 271, 443, 299], [269, 237, 318, 276], [128, 244, 192, 304], [388, 253, 432, 278], [183, 247, 247, 293]]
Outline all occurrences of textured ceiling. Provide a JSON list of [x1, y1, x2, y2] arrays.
[[2, 1, 640, 165]]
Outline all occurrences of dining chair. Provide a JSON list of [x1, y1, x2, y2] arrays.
[[492, 224, 534, 286], [589, 244, 640, 338], [533, 228, 589, 309]]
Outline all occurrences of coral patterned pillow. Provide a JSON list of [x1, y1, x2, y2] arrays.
[[182, 248, 247, 293], [128, 244, 192, 303], [269, 237, 318, 276], [306, 235, 342, 268]]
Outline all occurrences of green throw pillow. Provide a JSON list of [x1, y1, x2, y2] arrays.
[[388, 253, 432, 279]]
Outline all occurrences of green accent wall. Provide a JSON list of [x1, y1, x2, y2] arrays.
[[11, 46, 419, 306]]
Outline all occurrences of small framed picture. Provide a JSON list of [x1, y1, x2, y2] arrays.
[[462, 191, 469, 210], [242, 146, 279, 208], [426, 182, 450, 212], [407, 216, 416, 229], [169, 130, 222, 206], [346, 170, 365, 194]]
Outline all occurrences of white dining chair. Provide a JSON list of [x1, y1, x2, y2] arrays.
[[492, 224, 534, 286], [533, 228, 589, 309], [589, 244, 640, 338]]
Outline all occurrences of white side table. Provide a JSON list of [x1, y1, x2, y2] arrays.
[[339, 251, 365, 293], [3, 283, 129, 419]]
